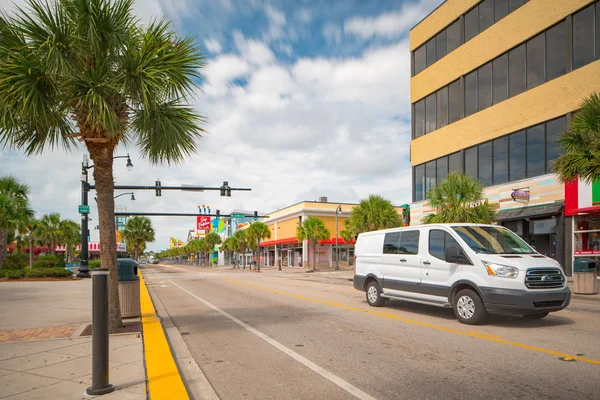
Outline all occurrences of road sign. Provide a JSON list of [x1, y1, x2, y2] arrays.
[[78, 205, 90, 214], [197, 216, 211, 231], [231, 213, 245, 218]]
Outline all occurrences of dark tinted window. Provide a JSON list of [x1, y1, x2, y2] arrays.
[[426, 38, 436, 67], [479, 0, 494, 32], [493, 136, 509, 184], [495, 0, 509, 22], [448, 80, 461, 124], [425, 160, 436, 193], [414, 165, 425, 201], [573, 4, 595, 69], [449, 152, 462, 173], [425, 93, 436, 133], [509, 44, 526, 97], [546, 117, 565, 171], [446, 20, 461, 53], [478, 62, 492, 111], [546, 21, 567, 81], [479, 141, 493, 186], [399, 231, 420, 255], [526, 33, 545, 89], [437, 86, 448, 129], [383, 232, 401, 254], [429, 230, 445, 260], [437, 156, 448, 183], [465, 7, 478, 42], [493, 53, 508, 104], [414, 99, 425, 138], [527, 124, 545, 177], [414, 46, 426, 75], [510, 131, 526, 181], [436, 30, 447, 60], [465, 147, 478, 181], [508, 0, 524, 13], [465, 71, 478, 116], [596, 3, 600, 61]]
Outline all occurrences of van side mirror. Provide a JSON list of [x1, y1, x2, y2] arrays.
[[445, 244, 462, 264]]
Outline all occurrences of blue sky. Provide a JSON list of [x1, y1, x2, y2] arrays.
[[0, 0, 444, 250]]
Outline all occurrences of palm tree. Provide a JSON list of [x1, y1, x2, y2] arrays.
[[552, 93, 600, 183], [38, 213, 62, 256], [233, 229, 248, 269], [122, 217, 155, 261], [423, 172, 496, 224], [0, 0, 204, 332], [60, 220, 80, 263], [296, 217, 331, 272], [246, 222, 271, 272], [204, 232, 222, 266], [221, 236, 238, 267], [0, 176, 33, 268], [345, 195, 402, 237]]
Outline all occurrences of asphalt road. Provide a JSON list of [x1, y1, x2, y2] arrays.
[[142, 264, 600, 400]]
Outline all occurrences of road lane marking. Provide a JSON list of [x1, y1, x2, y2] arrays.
[[222, 278, 600, 366], [169, 280, 377, 400]]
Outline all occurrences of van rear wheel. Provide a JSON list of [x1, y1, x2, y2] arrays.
[[454, 289, 487, 325], [366, 281, 385, 307]]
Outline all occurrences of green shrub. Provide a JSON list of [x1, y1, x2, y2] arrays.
[[4, 253, 28, 269], [25, 268, 72, 278], [88, 260, 101, 269], [3, 269, 25, 279], [33, 255, 65, 269]]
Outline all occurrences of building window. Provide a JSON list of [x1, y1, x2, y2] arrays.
[[436, 30, 447, 61], [492, 53, 508, 104], [414, 99, 425, 138], [425, 93, 437, 134], [426, 38, 436, 68], [509, 0, 525, 13], [425, 160, 436, 193], [493, 136, 509, 184], [478, 62, 493, 111], [465, 71, 478, 116], [465, 147, 478, 181], [546, 21, 567, 81], [479, 0, 494, 33], [414, 46, 426, 75], [446, 19, 461, 53], [573, 4, 595, 70], [437, 156, 448, 183], [596, 2, 600, 61], [546, 116, 566, 171], [527, 124, 545, 177], [415, 164, 425, 201], [479, 141, 493, 186], [465, 6, 479, 43], [449, 152, 462, 173], [437, 86, 449, 129], [448, 80, 461, 124], [510, 130, 526, 181], [526, 32, 545, 89], [509, 44, 526, 97], [495, 0, 509, 22]]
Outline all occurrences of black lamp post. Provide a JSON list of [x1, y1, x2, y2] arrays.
[[335, 205, 342, 270]]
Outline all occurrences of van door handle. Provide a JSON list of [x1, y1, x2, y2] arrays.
[[423, 261, 431, 265], [400, 258, 407, 262]]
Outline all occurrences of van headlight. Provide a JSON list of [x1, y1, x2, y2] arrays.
[[482, 261, 519, 279]]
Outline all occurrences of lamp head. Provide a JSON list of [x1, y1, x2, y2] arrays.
[[126, 155, 133, 171]]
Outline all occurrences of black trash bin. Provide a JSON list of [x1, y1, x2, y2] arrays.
[[573, 258, 598, 295], [117, 258, 141, 317]]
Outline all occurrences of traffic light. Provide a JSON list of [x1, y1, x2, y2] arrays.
[[226, 187, 231, 197], [220, 181, 228, 196], [254, 210, 258, 221], [155, 180, 161, 197], [216, 209, 220, 219]]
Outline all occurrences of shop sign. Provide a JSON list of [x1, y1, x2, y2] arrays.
[[197, 216, 211, 231], [511, 189, 530, 204], [466, 199, 488, 208]]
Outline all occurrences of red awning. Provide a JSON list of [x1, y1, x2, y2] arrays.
[[317, 238, 356, 245], [260, 238, 299, 247]]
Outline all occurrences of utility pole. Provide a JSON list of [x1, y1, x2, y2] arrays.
[[335, 205, 342, 270], [79, 156, 91, 278]]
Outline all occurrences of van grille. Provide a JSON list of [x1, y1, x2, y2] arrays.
[[525, 268, 564, 289], [533, 300, 563, 308]]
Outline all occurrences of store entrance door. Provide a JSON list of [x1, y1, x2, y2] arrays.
[[529, 234, 554, 258]]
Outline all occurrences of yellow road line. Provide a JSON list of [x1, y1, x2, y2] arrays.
[[140, 272, 189, 399], [223, 278, 600, 366]]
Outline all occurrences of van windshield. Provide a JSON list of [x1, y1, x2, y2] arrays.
[[451, 226, 535, 255]]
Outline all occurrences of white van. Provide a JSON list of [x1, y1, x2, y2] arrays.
[[353, 224, 570, 325]]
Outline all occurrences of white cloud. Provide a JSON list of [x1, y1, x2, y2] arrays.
[[322, 23, 342, 44], [204, 38, 223, 54], [265, 5, 286, 26], [233, 31, 275, 65], [344, 0, 444, 40], [296, 8, 312, 24]]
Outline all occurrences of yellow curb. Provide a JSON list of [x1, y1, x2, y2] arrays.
[[140, 272, 189, 399]]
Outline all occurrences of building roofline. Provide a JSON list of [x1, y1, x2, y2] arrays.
[[410, 0, 447, 33], [266, 200, 407, 216]]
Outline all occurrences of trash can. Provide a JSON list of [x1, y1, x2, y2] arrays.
[[117, 258, 141, 318], [573, 258, 598, 295]]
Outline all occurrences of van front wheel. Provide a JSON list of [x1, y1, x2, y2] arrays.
[[454, 289, 487, 325], [366, 281, 385, 307]]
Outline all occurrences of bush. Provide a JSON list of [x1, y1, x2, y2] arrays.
[[88, 260, 101, 269], [33, 255, 65, 269], [26, 268, 72, 278], [4, 253, 28, 269], [3, 269, 25, 279]]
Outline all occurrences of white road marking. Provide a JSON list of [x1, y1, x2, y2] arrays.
[[169, 280, 377, 400]]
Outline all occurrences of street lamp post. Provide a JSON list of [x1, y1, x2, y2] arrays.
[[335, 205, 342, 270]]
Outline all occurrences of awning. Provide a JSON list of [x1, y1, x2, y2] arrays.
[[495, 202, 563, 222]]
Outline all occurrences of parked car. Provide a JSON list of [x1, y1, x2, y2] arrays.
[[353, 224, 570, 325], [139, 259, 147, 264], [152, 259, 159, 265]]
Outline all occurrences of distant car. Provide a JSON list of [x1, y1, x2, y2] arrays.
[[139, 259, 147, 264], [152, 260, 159, 265]]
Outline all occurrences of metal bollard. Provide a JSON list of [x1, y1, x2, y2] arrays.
[[86, 268, 115, 395]]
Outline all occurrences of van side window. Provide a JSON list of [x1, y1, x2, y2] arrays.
[[429, 230, 462, 261], [383, 232, 401, 254], [398, 231, 420, 255]]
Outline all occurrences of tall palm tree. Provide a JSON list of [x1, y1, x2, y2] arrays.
[[246, 222, 271, 272], [0, 0, 204, 332], [423, 172, 496, 224], [38, 213, 62, 256], [20, 217, 40, 268], [222, 236, 239, 267], [552, 93, 600, 183], [0, 176, 33, 268], [296, 217, 330, 272], [122, 216, 155, 261], [345, 195, 402, 237], [60, 219, 80, 263], [233, 229, 248, 269], [204, 232, 222, 266]]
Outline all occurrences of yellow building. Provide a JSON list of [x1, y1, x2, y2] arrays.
[[409, 0, 600, 275]]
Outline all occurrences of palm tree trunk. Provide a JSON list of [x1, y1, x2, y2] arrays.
[[50, 239, 56, 256], [0, 228, 7, 269], [312, 243, 316, 272], [257, 240, 261, 272], [29, 237, 34, 267], [88, 142, 122, 333]]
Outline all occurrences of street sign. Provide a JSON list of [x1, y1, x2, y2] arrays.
[[231, 213, 245, 218], [79, 205, 90, 214], [197, 216, 211, 231]]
